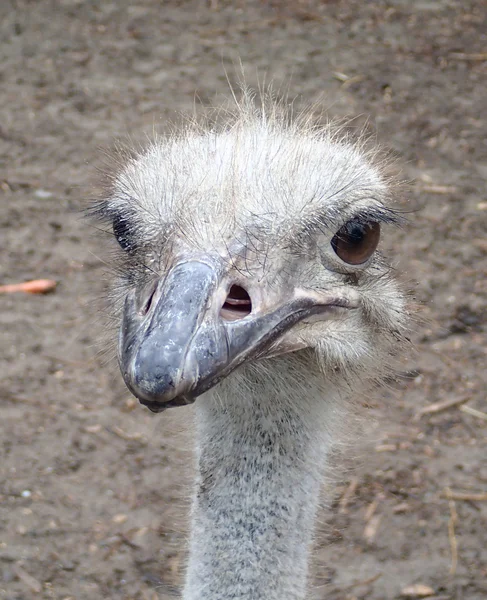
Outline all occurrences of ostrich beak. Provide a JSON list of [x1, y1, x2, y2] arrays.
[[119, 259, 357, 412]]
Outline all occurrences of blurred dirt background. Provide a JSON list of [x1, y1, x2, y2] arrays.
[[1, 1, 486, 599]]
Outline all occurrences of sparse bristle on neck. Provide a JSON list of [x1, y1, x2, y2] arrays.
[[183, 353, 344, 600]]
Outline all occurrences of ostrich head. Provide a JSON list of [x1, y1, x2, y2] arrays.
[[95, 93, 409, 600]]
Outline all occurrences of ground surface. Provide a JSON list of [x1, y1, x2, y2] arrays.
[[1, 1, 486, 599]]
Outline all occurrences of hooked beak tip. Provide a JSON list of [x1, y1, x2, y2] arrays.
[[140, 394, 194, 413]]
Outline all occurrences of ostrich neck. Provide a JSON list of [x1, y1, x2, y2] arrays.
[[183, 354, 341, 600]]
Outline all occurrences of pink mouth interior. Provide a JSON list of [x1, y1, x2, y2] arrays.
[[220, 285, 252, 321]]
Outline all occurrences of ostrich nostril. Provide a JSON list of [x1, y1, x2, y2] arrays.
[[137, 280, 158, 316], [220, 285, 252, 321]]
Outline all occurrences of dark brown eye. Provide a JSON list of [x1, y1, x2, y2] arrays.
[[331, 220, 380, 265], [113, 215, 135, 253]]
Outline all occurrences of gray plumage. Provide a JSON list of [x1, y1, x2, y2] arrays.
[[94, 90, 410, 600]]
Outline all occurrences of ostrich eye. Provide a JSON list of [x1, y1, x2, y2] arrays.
[[331, 219, 380, 265], [113, 215, 135, 252]]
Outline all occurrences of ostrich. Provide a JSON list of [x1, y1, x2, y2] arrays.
[[94, 91, 409, 600]]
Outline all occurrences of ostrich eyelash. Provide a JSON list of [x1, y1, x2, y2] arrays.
[[352, 205, 406, 227], [286, 204, 404, 254]]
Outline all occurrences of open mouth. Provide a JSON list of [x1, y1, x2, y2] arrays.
[[121, 257, 361, 414], [220, 285, 252, 321]]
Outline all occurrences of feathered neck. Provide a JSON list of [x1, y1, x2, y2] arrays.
[[183, 351, 345, 600]]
